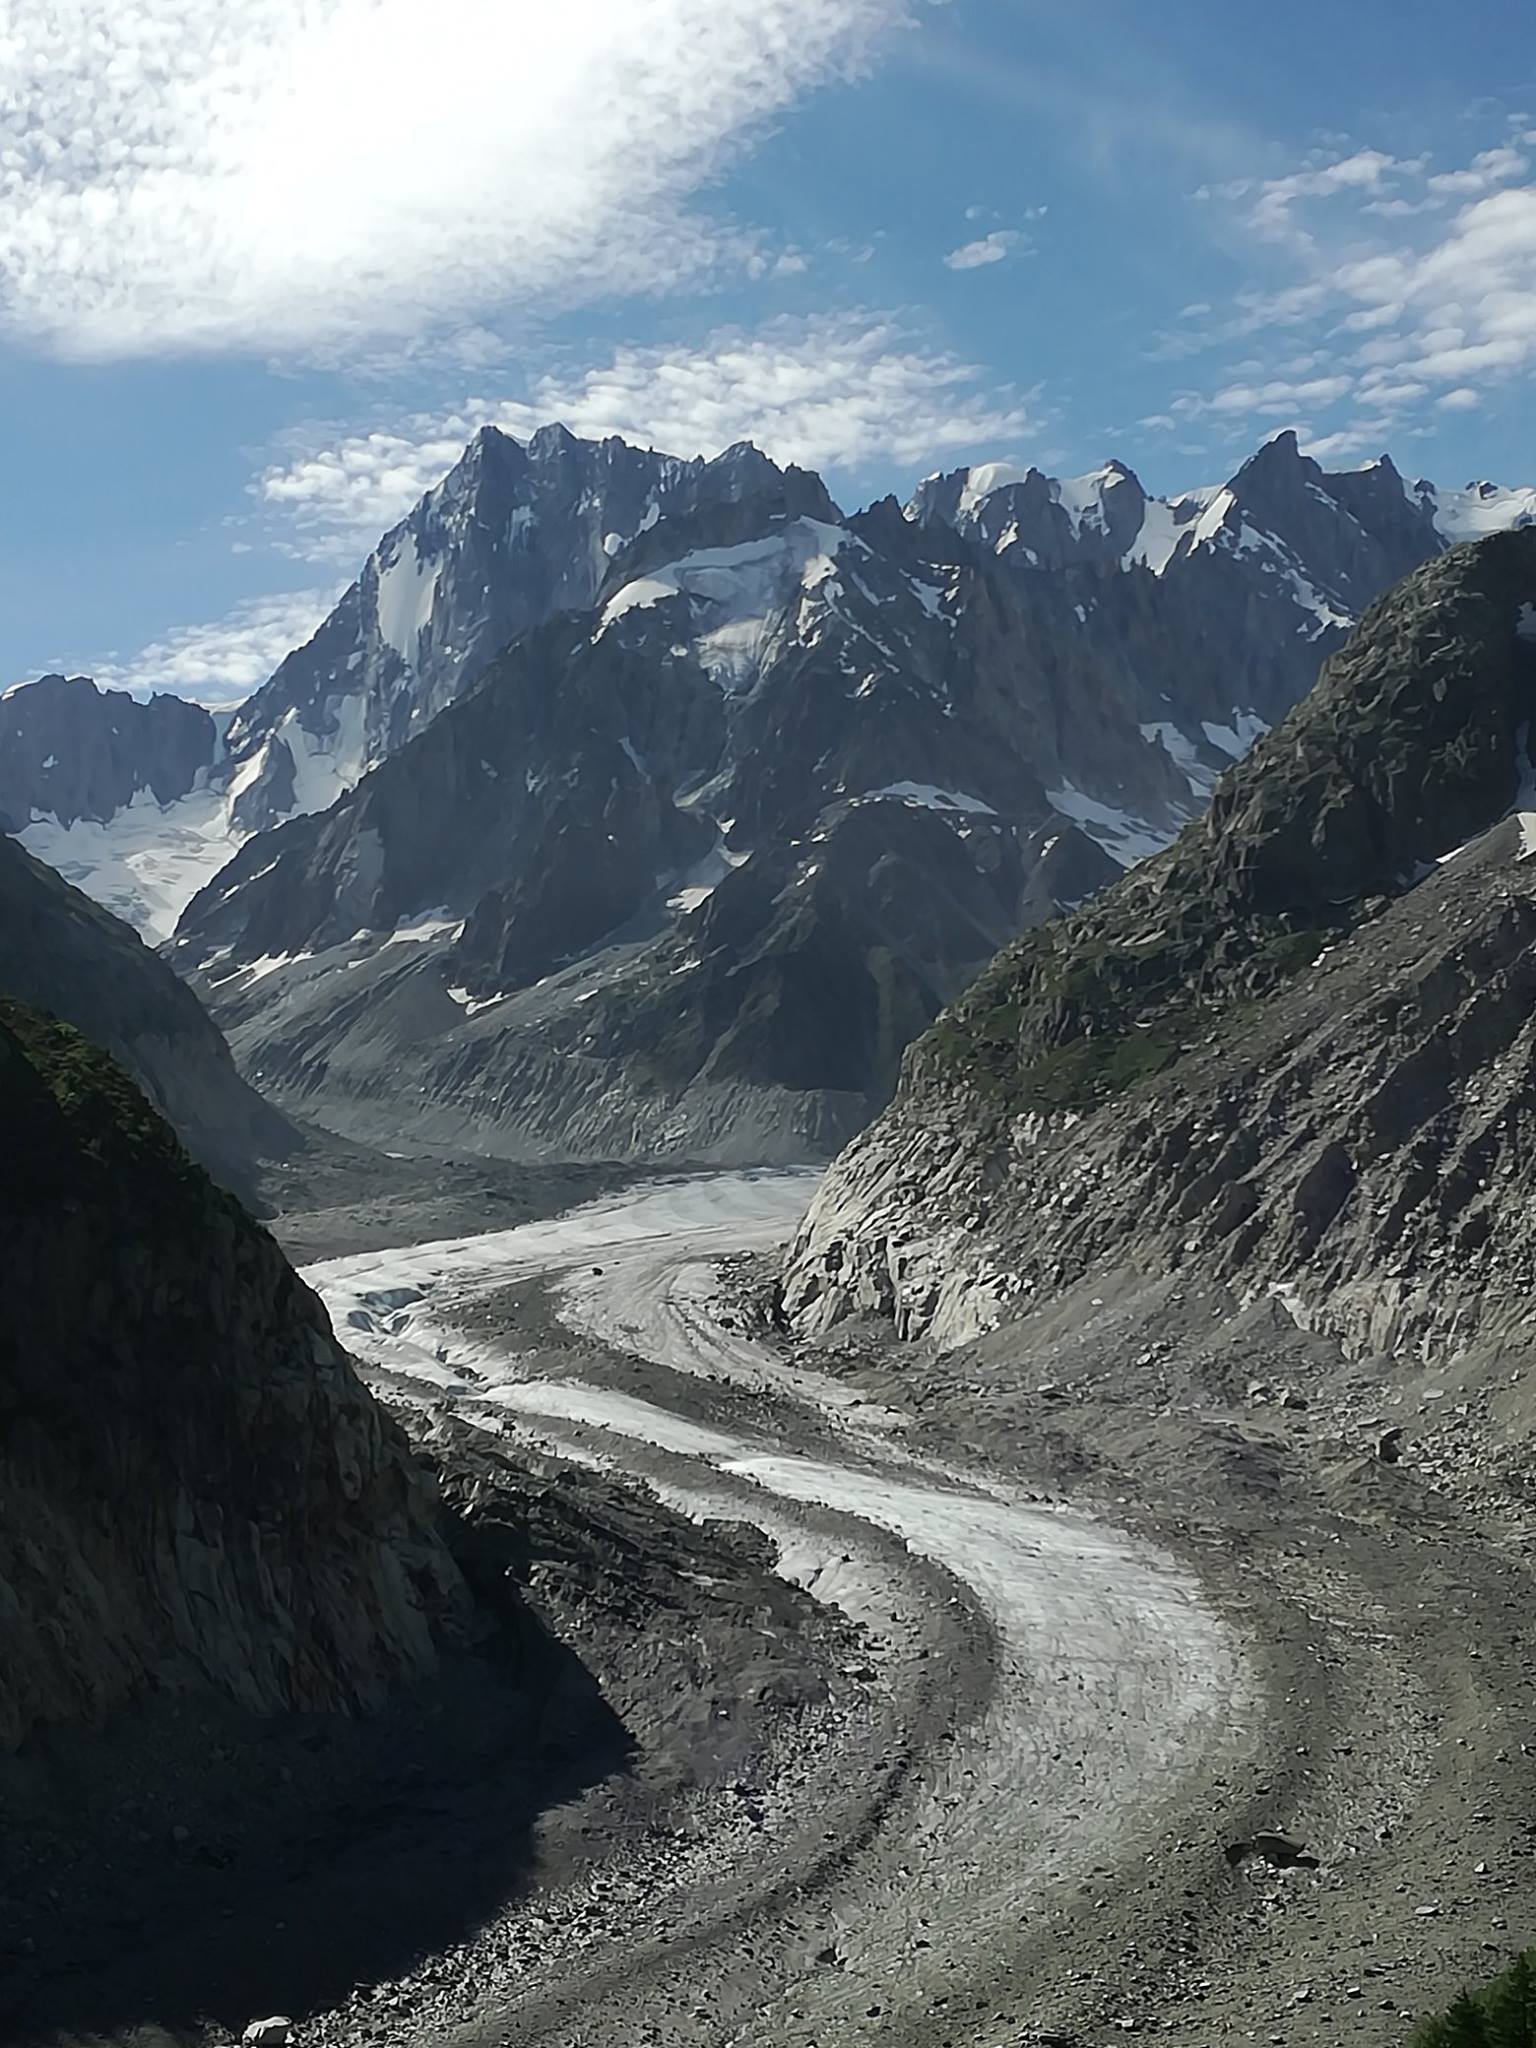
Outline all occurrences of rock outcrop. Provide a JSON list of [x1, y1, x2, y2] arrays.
[[783, 529, 1536, 1369], [0, 1002, 471, 1753], [0, 673, 218, 834], [0, 830, 294, 1194]]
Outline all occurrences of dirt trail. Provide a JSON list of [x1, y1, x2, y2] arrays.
[[304, 1171, 1260, 2046]]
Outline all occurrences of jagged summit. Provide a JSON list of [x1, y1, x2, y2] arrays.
[[7, 416, 1534, 1164], [9, 422, 1533, 941]]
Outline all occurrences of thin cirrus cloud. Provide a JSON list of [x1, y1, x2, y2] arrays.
[[253, 316, 1035, 555], [0, 0, 906, 359], [1170, 129, 1536, 460]]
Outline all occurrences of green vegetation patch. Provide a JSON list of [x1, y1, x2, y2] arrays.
[[0, 1000, 234, 1228], [922, 911, 1341, 1118], [1413, 1949, 1536, 2046]]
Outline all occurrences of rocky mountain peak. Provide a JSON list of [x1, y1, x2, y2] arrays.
[[11, 423, 1536, 967], [528, 418, 579, 457]]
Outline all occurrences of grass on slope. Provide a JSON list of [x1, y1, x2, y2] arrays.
[[1413, 1950, 1536, 2045], [0, 999, 237, 1228]]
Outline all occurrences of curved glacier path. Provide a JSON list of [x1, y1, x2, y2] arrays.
[[304, 1171, 1254, 2047]]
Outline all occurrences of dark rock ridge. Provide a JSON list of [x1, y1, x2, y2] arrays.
[[0, 1002, 471, 1753], [782, 529, 1536, 1368], [0, 831, 294, 1195], [911, 436, 1513, 744], [0, 673, 217, 834], [3, 433, 840, 937], [219, 426, 840, 836]]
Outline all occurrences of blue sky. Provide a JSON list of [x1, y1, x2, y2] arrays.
[[1, 0, 1532, 700]]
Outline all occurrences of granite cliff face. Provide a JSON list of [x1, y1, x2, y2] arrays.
[[6, 432, 836, 935], [0, 1003, 471, 1754], [170, 507, 1133, 1161], [783, 529, 1536, 1368]]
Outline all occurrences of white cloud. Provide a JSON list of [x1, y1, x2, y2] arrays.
[[943, 230, 1022, 270], [1201, 373, 1353, 417], [1180, 136, 1536, 453], [1300, 424, 1395, 462], [0, 0, 905, 359], [86, 589, 340, 703], [1245, 148, 1407, 247], [1426, 146, 1529, 196], [254, 314, 1034, 553]]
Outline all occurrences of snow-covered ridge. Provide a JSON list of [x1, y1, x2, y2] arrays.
[[1420, 478, 1536, 542], [13, 426, 1536, 947], [599, 519, 860, 692]]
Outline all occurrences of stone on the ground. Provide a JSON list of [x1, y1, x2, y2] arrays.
[[242, 2018, 294, 2047]]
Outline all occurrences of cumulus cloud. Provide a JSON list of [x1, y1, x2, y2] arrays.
[[86, 590, 340, 703], [253, 314, 1034, 553], [1426, 145, 1529, 196], [0, 0, 904, 359], [943, 230, 1023, 270]]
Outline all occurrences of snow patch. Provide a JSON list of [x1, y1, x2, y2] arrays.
[[375, 530, 440, 663], [1047, 783, 1169, 866], [1424, 480, 1536, 542], [1054, 466, 1122, 538], [1140, 722, 1218, 799], [233, 950, 315, 987], [276, 694, 369, 816], [957, 462, 1030, 521], [17, 784, 243, 942], [665, 838, 750, 916], [446, 983, 511, 1017], [865, 782, 996, 816], [598, 520, 855, 693], [1125, 496, 1193, 575], [1200, 711, 1269, 759], [386, 912, 464, 946]]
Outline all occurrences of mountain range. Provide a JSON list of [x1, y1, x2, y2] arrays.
[[5, 424, 1534, 1162]]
